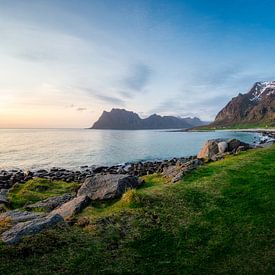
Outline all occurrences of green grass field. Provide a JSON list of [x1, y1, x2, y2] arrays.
[[0, 145, 274, 274], [7, 178, 79, 209], [193, 122, 275, 131]]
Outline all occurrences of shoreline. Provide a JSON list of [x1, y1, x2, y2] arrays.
[[1, 137, 274, 271], [0, 132, 274, 191], [187, 128, 275, 133]]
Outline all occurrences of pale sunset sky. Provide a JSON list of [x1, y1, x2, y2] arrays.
[[0, 0, 275, 128]]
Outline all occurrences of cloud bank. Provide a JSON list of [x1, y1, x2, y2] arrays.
[[1, 0, 275, 127]]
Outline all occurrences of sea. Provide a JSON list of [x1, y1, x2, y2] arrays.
[[0, 129, 261, 170]]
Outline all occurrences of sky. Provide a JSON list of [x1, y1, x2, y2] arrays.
[[0, 0, 275, 128]]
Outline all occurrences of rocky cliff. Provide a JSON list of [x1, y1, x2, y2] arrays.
[[91, 108, 205, 130], [213, 81, 275, 126]]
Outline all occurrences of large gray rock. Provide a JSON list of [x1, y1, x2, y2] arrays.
[[198, 139, 251, 160], [227, 139, 241, 152], [197, 140, 220, 160], [227, 139, 251, 152], [0, 189, 8, 204], [25, 193, 74, 212], [77, 174, 143, 200], [162, 159, 202, 183], [218, 141, 228, 154], [0, 210, 43, 223], [50, 195, 90, 219], [2, 213, 64, 244]]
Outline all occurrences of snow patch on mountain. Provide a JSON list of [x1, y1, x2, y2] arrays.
[[249, 81, 275, 101]]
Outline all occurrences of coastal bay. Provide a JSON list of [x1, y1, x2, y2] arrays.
[[0, 129, 262, 170]]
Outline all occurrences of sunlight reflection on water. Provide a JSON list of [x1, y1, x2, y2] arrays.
[[0, 129, 260, 170]]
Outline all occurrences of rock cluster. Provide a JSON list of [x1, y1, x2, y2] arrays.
[[0, 138, 258, 244], [259, 131, 275, 144], [0, 174, 141, 244], [0, 157, 196, 191], [0, 170, 25, 189], [197, 139, 251, 160]]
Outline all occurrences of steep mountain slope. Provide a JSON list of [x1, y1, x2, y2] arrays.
[[213, 81, 275, 126], [91, 108, 205, 129]]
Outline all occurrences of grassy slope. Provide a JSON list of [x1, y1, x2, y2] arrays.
[[0, 146, 274, 274], [192, 121, 275, 131], [7, 178, 79, 209]]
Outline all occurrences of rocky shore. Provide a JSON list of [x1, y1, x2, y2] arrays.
[[0, 156, 197, 191], [0, 136, 274, 244], [0, 131, 274, 191]]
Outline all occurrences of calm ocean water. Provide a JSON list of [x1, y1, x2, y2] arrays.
[[0, 129, 260, 170]]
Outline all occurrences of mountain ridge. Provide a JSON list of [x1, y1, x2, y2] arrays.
[[212, 81, 275, 127], [91, 108, 206, 130]]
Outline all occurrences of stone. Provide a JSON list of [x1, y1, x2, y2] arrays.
[[77, 174, 143, 200], [2, 213, 64, 244], [0, 189, 8, 204], [51, 195, 90, 219], [197, 140, 219, 160], [218, 141, 228, 154], [0, 210, 43, 223], [162, 159, 202, 183], [236, 145, 246, 153], [227, 139, 241, 152], [93, 166, 108, 173], [0, 175, 11, 181], [25, 193, 74, 212], [162, 165, 183, 182]]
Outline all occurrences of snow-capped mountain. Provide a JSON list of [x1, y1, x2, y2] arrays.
[[249, 81, 275, 102], [212, 81, 275, 127]]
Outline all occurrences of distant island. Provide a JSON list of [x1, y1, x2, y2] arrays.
[[91, 108, 207, 130]]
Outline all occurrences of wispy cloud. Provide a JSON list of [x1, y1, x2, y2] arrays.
[[94, 94, 125, 106], [125, 63, 151, 91], [119, 63, 152, 98], [1, 0, 275, 127], [76, 107, 87, 111], [76, 86, 125, 106]]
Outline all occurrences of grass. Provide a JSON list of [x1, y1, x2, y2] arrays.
[[8, 178, 79, 209], [77, 173, 166, 221], [194, 122, 275, 131], [0, 145, 274, 274]]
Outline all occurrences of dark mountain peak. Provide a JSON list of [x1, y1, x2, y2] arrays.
[[110, 108, 131, 113], [91, 109, 206, 130], [212, 81, 275, 127], [147, 113, 162, 119]]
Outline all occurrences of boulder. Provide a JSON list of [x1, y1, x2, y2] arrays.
[[162, 159, 202, 183], [197, 139, 251, 159], [0, 210, 43, 223], [218, 141, 228, 154], [25, 193, 74, 212], [236, 145, 246, 153], [162, 165, 183, 183], [0, 189, 8, 204], [2, 213, 64, 244], [197, 140, 219, 160], [227, 139, 241, 152], [50, 195, 90, 219], [77, 174, 143, 200]]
